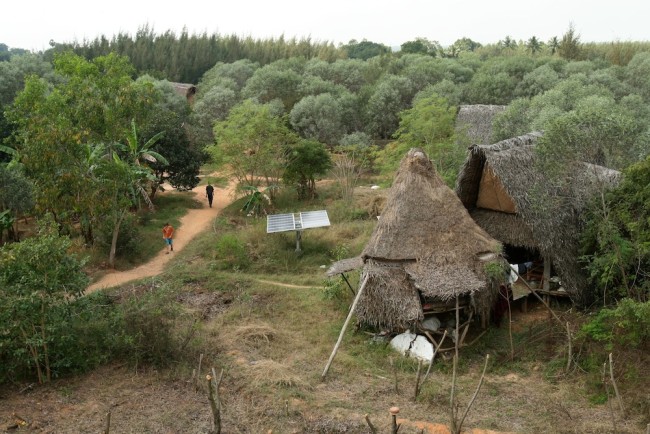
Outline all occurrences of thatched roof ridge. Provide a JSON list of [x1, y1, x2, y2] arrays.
[[171, 82, 197, 99], [456, 104, 507, 146], [326, 256, 363, 277], [363, 148, 499, 262], [455, 132, 621, 304]]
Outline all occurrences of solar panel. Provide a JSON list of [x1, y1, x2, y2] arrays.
[[266, 210, 330, 233], [300, 210, 330, 229], [267, 213, 296, 233]]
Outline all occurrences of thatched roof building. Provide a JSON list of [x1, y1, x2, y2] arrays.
[[171, 82, 197, 103], [455, 132, 621, 305], [455, 105, 507, 146], [330, 148, 505, 331]]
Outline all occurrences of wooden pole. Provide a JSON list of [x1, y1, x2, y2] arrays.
[[321, 274, 369, 379], [341, 273, 356, 295], [457, 354, 490, 433], [609, 353, 626, 416], [542, 257, 551, 292]]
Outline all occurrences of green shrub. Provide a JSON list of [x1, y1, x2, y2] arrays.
[[580, 299, 650, 350], [113, 285, 187, 367], [0, 218, 89, 383], [213, 233, 250, 270], [322, 277, 347, 301], [95, 213, 142, 261]]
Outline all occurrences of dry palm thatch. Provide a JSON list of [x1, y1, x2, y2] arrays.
[[326, 256, 363, 277], [170, 82, 197, 102], [352, 148, 504, 331], [455, 104, 507, 146], [455, 132, 621, 305]]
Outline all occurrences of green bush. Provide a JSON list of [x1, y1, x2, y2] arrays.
[[322, 277, 347, 301], [1, 276, 195, 384], [95, 213, 143, 261], [580, 299, 650, 350], [0, 218, 89, 383], [213, 233, 250, 270], [113, 285, 187, 367]]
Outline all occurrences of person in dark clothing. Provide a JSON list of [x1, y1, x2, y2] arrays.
[[205, 183, 215, 208]]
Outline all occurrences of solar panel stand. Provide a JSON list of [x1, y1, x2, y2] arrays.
[[294, 213, 303, 252], [295, 230, 302, 252]]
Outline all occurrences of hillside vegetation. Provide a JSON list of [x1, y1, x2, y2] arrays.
[[1, 26, 649, 432]]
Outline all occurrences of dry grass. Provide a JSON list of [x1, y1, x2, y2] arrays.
[[232, 323, 278, 346], [247, 359, 310, 389], [353, 186, 388, 219]]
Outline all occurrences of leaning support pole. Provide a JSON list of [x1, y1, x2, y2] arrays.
[[321, 274, 369, 380], [510, 266, 573, 371]]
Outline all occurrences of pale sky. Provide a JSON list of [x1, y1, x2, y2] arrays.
[[2, 0, 649, 52]]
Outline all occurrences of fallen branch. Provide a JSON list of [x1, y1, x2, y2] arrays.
[[457, 354, 490, 433]]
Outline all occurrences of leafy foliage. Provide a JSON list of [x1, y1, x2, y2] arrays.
[[0, 217, 88, 383], [581, 155, 650, 302], [580, 298, 650, 350], [382, 94, 461, 185], [283, 140, 332, 199], [211, 100, 299, 190], [213, 233, 250, 270]]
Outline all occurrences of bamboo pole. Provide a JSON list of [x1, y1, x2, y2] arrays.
[[321, 274, 369, 379], [609, 353, 626, 416]]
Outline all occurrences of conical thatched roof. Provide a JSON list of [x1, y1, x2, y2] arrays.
[[356, 148, 504, 331], [455, 132, 621, 305], [455, 104, 507, 146]]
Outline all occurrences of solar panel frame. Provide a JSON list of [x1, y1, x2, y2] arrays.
[[266, 210, 330, 233], [266, 213, 296, 233], [300, 210, 330, 229]]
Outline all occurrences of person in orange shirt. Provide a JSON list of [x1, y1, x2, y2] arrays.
[[162, 223, 174, 254]]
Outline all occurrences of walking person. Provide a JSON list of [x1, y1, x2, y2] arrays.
[[162, 222, 174, 254], [206, 183, 215, 208]]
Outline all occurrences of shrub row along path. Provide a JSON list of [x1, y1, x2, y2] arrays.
[[86, 177, 236, 294]]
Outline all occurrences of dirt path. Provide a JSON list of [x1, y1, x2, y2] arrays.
[[86, 179, 236, 293]]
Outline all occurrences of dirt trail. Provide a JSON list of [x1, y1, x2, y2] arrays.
[[86, 179, 236, 293]]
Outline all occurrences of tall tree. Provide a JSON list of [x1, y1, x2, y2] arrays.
[[400, 38, 441, 57], [289, 93, 345, 145], [7, 52, 155, 239], [526, 36, 542, 55], [558, 24, 582, 60], [211, 100, 299, 191]]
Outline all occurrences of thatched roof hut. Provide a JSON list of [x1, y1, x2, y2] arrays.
[[171, 82, 197, 103], [455, 105, 507, 146], [330, 148, 505, 331], [455, 132, 621, 305]]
